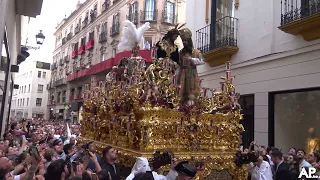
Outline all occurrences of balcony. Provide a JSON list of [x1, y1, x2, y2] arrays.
[[72, 50, 78, 59], [62, 37, 67, 45], [99, 32, 107, 43], [279, 0, 320, 41], [78, 45, 85, 55], [51, 62, 57, 70], [110, 23, 120, 37], [86, 40, 94, 50], [64, 55, 70, 63], [140, 10, 157, 22], [53, 78, 67, 87], [75, 94, 83, 100], [47, 82, 54, 90], [127, 12, 139, 25], [67, 32, 73, 41], [59, 58, 64, 66], [82, 18, 88, 29], [102, 0, 110, 12], [161, 11, 177, 25], [75, 25, 80, 34], [113, 0, 120, 5], [196, 16, 239, 67], [90, 10, 97, 22]]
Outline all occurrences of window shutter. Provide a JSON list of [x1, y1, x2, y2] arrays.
[[164, 0, 167, 19]]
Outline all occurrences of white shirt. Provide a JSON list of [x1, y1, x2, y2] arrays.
[[251, 161, 273, 180], [299, 159, 312, 172], [126, 157, 178, 180]]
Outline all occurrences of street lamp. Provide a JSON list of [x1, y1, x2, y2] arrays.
[[36, 30, 45, 45], [21, 30, 46, 50]]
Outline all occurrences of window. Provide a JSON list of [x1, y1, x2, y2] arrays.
[[70, 25, 74, 34], [37, 84, 44, 93], [164, 0, 175, 24], [27, 98, 29, 106], [111, 13, 120, 34], [144, 0, 156, 20], [42, 72, 46, 78], [80, 37, 86, 46], [57, 92, 61, 103], [62, 91, 66, 103], [88, 31, 94, 41], [23, 98, 25, 106], [28, 84, 30, 92], [24, 85, 26, 93], [36, 98, 42, 106], [100, 53, 105, 62], [129, 2, 138, 23], [37, 71, 41, 78], [112, 48, 117, 57], [73, 42, 79, 51]]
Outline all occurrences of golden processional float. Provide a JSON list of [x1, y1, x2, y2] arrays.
[[79, 20, 247, 179]]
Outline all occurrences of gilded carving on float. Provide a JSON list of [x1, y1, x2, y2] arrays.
[[79, 20, 246, 179]]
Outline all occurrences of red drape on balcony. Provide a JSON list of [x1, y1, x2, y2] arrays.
[[78, 45, 85, 54], [85, 40, 94, 50], [67, 50, 152, 82]]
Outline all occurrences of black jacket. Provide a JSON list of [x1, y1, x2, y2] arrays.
[[274, 162, 291, 180], [101, 162, 121, 180]]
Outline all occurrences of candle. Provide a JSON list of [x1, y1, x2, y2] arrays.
[[172, 75, 176, 85], [220, 82, 225, 91], [203, 88, 208, 97], [177, 85, 182, 94], [226, 70, 230, 80], [226, 62, 230, 70]]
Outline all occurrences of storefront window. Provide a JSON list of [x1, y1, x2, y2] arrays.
[[274, 90, 320, 152]]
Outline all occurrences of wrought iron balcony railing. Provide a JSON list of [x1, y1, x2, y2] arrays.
[[127, 12, 139, 24], [75, 25, 80, 34], [82, 18, 88, 29], [99, 32, 107, 43], [110, 23, 120, 36], [67, 32, 73, 41], [53, 78, 67, 87], [196, 16, 238, 54], [140, 10, 157, 22], [280, 0, 320, 26], [102, 0, 110, 12], [64, 55, 70, 63], [161, 11, 177, 25], [62, 37, 67, 45], [59, 59, 64, 66]]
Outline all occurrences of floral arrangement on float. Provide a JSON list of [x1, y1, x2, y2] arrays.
[[79, 20, 247, 179]]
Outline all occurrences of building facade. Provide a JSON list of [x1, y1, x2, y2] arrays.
[[11, 60, 51, 120], [0, 0, 43, 134], [186, 0, 320, 151], [49, 0, 186, 122]]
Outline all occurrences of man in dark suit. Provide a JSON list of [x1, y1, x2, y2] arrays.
[[271, 150, 291, 180]]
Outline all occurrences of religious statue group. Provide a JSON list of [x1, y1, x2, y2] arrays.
[[155, 24, 205, 106]]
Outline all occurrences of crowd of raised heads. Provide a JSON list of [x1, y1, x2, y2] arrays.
[[239, 141, 320, 180], [0, 119, 198, 180]]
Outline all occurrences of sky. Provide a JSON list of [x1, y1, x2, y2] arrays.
[[26, 0, 86, 63]]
